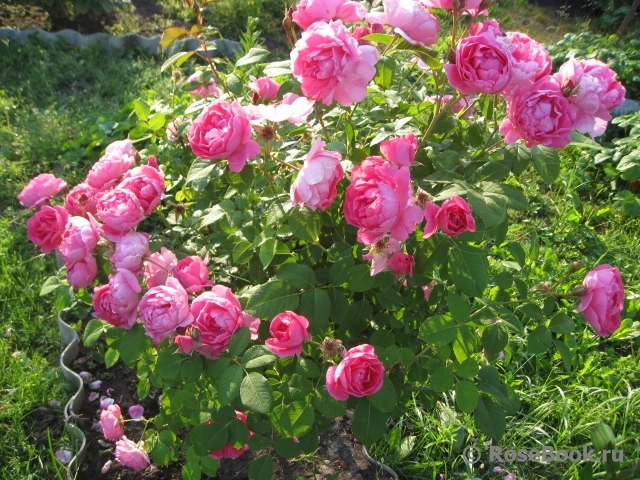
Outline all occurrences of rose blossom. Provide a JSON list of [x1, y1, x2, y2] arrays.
[[187, 70, 221, 98], [344, 156, 423, 245], [292, 0, 367, 30], [95, 188, 145, 240], [244, 93, 315, 126], [422, 281, 436, 300], [577, 264, 624, 337], [66, 255, 98, 288], [291, 20, 379, 107], [422, 0, 483, 13], [326, 344, 385, 400], [387, 252, 415, 277], [115, 437, 150, 471], [119, 165, 165, 215], [100, 404, 124, 441], [139, 278, 193, 344], [18, 173, 67, 209], [505, 31, 552, 86], [362, 237, 401, 275], [209, 411, 251, 460], [26, 205, 69, 253], [143, 247, 178, 287], [248, 77, 280, 101], [188, 99, 260, 173], [92, 270, 141, 329], [172, 255, 214, 293], [86, 142, 136, 190], [110, 232, 149, 274], [105, 139, 136, 159], [499, 76, 577, 148], [64, 182, 100, 216], [291, 139, 344, 211], [423, 196, 476, 238], [380, 133, 418, 167], [265, 311, 310, 357], [366, 0, 440, 47], [582, 59, 626, 110], [58, 214, 100, 263]]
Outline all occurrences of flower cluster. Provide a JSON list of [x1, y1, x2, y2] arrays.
[[98, 402, 150, 471]]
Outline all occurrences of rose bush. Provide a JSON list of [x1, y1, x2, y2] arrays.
[[20, 0, 631, 477]]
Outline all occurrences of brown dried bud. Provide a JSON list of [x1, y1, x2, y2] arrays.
[[320, 337, 343, 359], [256, 125, 278, 142], [570, 260, 583, 273], [171, 70, 183, 82], [533, 281, 551, 293], [185, 325, 201, 341], [447, 48, 457, 64], [479, 0, 494, 10], [172, 202, 187, 216], [415, 192, 432, 210]]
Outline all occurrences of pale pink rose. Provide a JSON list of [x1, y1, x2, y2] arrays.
[[128, 405, 144, 421], [143, 247, 178, 288], [430, 195, 476, 237], [188, 99, 260, 173], [422, 0, 483, 12], [387, 252, 415, 277], [291, 20, 379, 107], [95, 188, 145, 240], [187, 71, 221, 98], [325, 344, 385, 400], [293, 0, 367, 30], [505, 31, 552, 86], [114, 437, 150, 471], [185, 286, 259, 359], [86, 146, 136, 190], [469, 19, 505, 38], [172, 256, 214, 293], [366, 0, 440, 47], [500, 76, 577, 148], [18, 173, 67, 209], [362, 237, 401, 275], [66, 255, 98, 288], [105, 139, 136, 159], [380, 133, 418, 167], [445, 32, 514, 95], [209, 411, 251, 460], [119, 165, 165, 215], [244, 94, 315, 126], [100, 404, 124, 441], [577, 264, 624, 337], [92, 270, 140, 329], [291, 139, 344, 211], [64, 183, 100, 216], [422, 281, 436, 300], [139, 278, 193, 344], [265, 311, 310, 357], [426, 95, 475, 117], [110, 232, 149, 274], [58, 214, 100, 263], [248, 77, 280, 101], [26, 205, 69, 253], [344, 156, 423, 245], [582, 60, 626, 110]]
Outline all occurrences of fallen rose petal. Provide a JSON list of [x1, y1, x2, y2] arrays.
[[88, 392, 99, 402], [128, 404, 145, 421], [100, 396, 115, 409], [48, 400, 61, 408], [89, 380, 102, 390], [55, 449, 72, 464], [79, 371, 92, 382]]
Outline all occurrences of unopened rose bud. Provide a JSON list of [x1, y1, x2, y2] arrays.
[[479, 0, 494, 10], [572, 285, 588, 296], [447, 48, 456, 64], [533, 281, 551, 293], [570, 260, 583, 273]]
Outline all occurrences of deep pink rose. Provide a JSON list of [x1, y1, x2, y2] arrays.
[[265, 311, 310, 357], [325, 344, 385, 400], [172, 255, 214, 293], [185, 286, 259, 359], [174, 334, 196, 353], [58, 214, 100, 263], [366, 0, 440, 47], [95, 188, 145, 240], [114, 437, 150, 471], [380, 133, 418, 167], [64, 183, 100, 216], [293, 0, 367, 30], [119, 165, 165, 215], [143, 247, 178, 288], [188, 99, 260, 173], [387, 252, 415, 277], [139, 278, 193, 344], [18, 173, 67, 209], [100, 404, 124, 441], [423, 201, 440, 238], [427, 195, 476, 237], [500, 76, 577, 148], [248, 77, 280, 101], [66, 255, 98, 289], [86, 141, 136, 189], [445, 32, 514, 95], [505, 31, 552, 86], [422, 281, 436, 300], [26, 205, 69, 253], [291, 139, 344, 211], [187, 71, 222, 98], [344, 156, 423, 244], [577, 264, 624, 337], [209, 411, 251, 460], [291, 20, 379, 107], [110, 232, 149, 274], [362, 237, 401, 275], [92, 270, 141, 329]]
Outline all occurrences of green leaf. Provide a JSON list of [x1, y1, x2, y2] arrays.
[[226, 74, 243, 95], [83, 319, 109, 347], [200, 200, 235, 227], [449, 244, 489, 297], [132, 99, 150, 122], [429, 367, 454, 392], [374, 56, 396, 89], [235, 47, 269, 67], [570, 131, 605, 151], [147, 113, 166, 131], [361, 33, 396, 44], [367, 377, 397, 412], [481, 324, 508, 359], [271, 401, 315, 438], [474, 394, 505, 440], [395, 40, 441, 69], [40, 276, 61, 296], [313, 386, 346, 418], [160, 26, 189, 49], [228, 328, 251, 356], [161, 50, 194, 72], [419, 315, 458, 345], [467, 189, 506, 228], [527, 325, 552, 354], [554, 340, 573, 372], [240, 372, 273, 414], [182, 461, 201, 480], [347, 264, 376, 292], [218, 364, 243, 404], [352, 399, 389, 447], [590, 422, 616, 451], [455, 380, 479, 413], [295, 358, 321, 378], [508, 241, 526, 268], [186, 159, 217, 188], [190, 423, 228, 456], [259, 238, 277, 268], [232, 240, 254, 264], [288, 208, 321, 243], [276, 263, 316, 289], [300, 289, 330, 334], [115, 325, 146, 367], [330, 255, 355, 285], [446, 292, 470, 324], [454, 358, 479, 379], [105, 348, 119, 368], [549, 313, 575, 334], [244, 281, 299, 319], [452, 325, 477, 363], [150, 442, 172, 466], [531, 145, 560, 185], [248, 455, 273, 480], [263, 60, 291, 77], [242, 345, 277, 369]]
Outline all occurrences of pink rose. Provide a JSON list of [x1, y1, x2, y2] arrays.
[[387, 252, 415, 277], [505, 31, 552, 86], [174, 334, 196, 353], [344, 156, 423, 245], [95, 188, 145, 240], [105, 139, 136, 159], [187, 71, 221, 98], [582, 60, 626, 110], [184, 286, 259, 359], [499, 76, 577, 148], [248, 77, 280, 101], [577, 264, 624, 337], [209, 411, 251, 460], [100, 404, 124, 441], [422, 0, 483, 12], [422, 281, 436, 300], [366, 0, 440, 47], [119, 165, 165, 215], [64, 183, 100, 216], [139, 278, 193, 344], [92, 270, 141, 329], [188, 99, 260, 173], [423, 196, 476, 238], [291, 20, 379, 107], [362, 237, 401, 275], [114, 437, 150, 471], [325, 344, 385, 400], [244, 93, 315, 126], [380, 133, 418, 167], [143, 247, 178, 288], [26, 205, 69, 253], [18, 173, 67, 209], [445, 32, 514, 95], [172, 255, 214, 293], [291, 139, 344, 211], [293, 0, 367, 30], [58, 214, 100, 263], [265, 311, 310, 357], [86, 142, 136, 190], [110, 232, 149, 274], [66, 255, 98, 289]]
